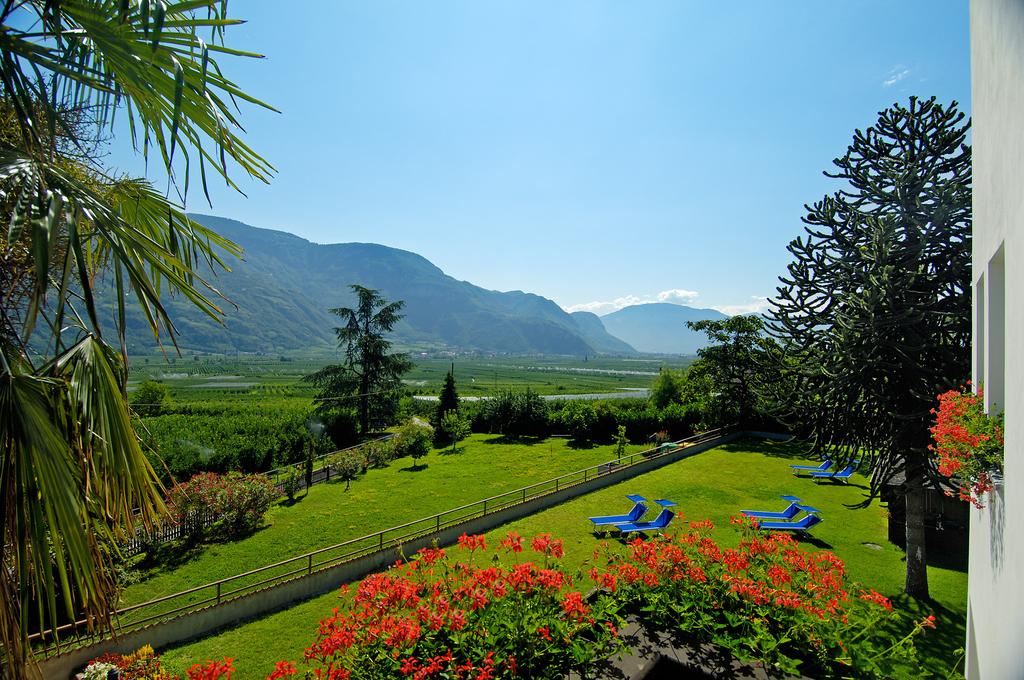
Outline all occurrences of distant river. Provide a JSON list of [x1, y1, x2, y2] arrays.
[[413, 389, 650, 402]]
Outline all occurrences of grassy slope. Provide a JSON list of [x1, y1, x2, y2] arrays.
[[159, 439, 967, 679], [120, 434, 642, 609]]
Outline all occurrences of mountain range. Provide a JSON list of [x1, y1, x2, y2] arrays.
[[600, 303, 729, 355], [108, 216, 725, 356]]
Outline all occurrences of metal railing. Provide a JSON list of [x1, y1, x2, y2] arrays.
[[32, 426, 731, 654]]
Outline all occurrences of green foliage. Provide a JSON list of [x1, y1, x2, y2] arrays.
[[363, 440, 396, 469], [554, 400, 597, 441], [686, 315, 780, 427], [613, 425, 629, 460], [649, 368, 683, 409], [482, 389, 549, 438], [393, 419, 434, 463], [767, 97, 972, 598], [131, 380, 171, 418], [440, 411, 472, 453], [305, 285, 414, 435], [329, 452, 367, 490], [435, 367, 460, 425], [141, 404, 327, 481], [282, 467, 302, 502]]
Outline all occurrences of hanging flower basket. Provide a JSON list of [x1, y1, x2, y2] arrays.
[[929, 384, 1004, 509]]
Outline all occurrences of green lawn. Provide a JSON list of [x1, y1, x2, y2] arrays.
[[158, 438, 967, 679], [120, 434, 645, 611]]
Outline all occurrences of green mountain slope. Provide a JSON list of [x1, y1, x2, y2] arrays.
[[569, 312, 637, 354], [599, 303, 728, 355], [111, 215, 635, 356]]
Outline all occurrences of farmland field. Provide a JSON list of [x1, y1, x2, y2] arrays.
[[128, 354, 692, 402]]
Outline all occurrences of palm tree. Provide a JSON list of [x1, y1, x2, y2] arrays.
[[0, 2, 274, 675]]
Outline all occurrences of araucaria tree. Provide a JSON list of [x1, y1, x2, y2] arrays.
[[767, 97, 971, 599], [0, 1, 273, 673], [307, 286, 413, 435]]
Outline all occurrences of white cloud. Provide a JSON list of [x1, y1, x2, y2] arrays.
[[565, 288, 699, 315], [711, 296, 771, 316], [656, 289, 700, 304], [565, 290, 773, 317], [883, 67, 910, 87]]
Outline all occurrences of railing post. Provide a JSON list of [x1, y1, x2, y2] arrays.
[[483, 500, 487, 516], [216, 582, 221, 605], [522, 488, 526, 504], [379, 532, 383, 550], [584, 469, 587, 482], [308, 554, 313, 574], [436, 515, 440, 532], [555, 478, 559, 492]]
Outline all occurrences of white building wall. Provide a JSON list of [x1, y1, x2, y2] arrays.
[[968, 0, 1023, 677]]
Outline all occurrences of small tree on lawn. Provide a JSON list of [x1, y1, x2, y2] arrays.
[[614, 425, 629, 462], [767, 97, 971, 599], [440, 411, 472, 453], [394, 419, 434, 468]]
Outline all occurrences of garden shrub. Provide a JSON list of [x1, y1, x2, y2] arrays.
[[592, 518, 935, 678], [167, 472, 280, 540], [553, 400, 597, 441], [363, 439, 395, 468], [392, 419, 434, 462]]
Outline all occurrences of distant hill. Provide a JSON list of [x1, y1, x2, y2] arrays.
[[600, 303, 728, 355], [108, 215, 636, 356], [569, 312, 637, 354]]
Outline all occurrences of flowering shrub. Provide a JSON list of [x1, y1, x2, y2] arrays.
[[167, 472, 280, 540], [257, 526, 932, 679], [272, 532, 625, 679], [591, 517, 934, 678], [85, 645, 176, 679], [929, 385, 1004, 508]]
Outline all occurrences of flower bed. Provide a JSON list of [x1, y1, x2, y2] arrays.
[[198, 522, 935, 679]]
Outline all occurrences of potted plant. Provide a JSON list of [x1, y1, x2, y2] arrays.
[[929, 383, 1004, 508]]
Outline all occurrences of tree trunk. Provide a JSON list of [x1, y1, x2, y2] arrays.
[[904, 458, 930, 599]]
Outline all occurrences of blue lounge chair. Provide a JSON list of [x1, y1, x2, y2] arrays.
[[757, 512, 823, 535], [615, 509, 675, 535], [741, 495, 803, 520], [810, 463, 856, 484], [588, 495, 648, 529], [790, 459, 832, 474]]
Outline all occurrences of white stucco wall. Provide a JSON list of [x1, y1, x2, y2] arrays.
[[967, 0, 1024, 677]]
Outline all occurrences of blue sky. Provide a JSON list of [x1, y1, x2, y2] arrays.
[[115, 1, 970, 316]]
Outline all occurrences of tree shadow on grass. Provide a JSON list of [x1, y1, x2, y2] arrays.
[[719, 437, 811, 461], [438, 445, 466, 456], [885, 594, 967, 678], [481, 435, 546, 446], [566, 439, 598, 450], [399, 463, 428, 472]]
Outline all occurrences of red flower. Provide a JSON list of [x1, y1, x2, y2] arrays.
[[500, 531, 524, 553], [268, 661, 297, 679], [187, 658, 235, 680], [537, 625, 552, 641], [457, 533, 487, 552]]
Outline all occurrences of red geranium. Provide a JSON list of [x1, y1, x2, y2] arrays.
[[929, 385, 1004, 508]]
